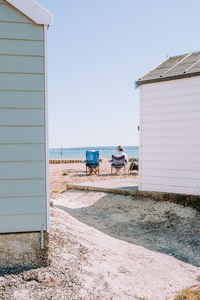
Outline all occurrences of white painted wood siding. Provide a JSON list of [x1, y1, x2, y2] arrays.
[[0, 1, 48, 233], [139, 76, 200, 195]]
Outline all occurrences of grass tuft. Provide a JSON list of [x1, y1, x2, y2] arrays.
[[62, 171, 69, 176], [174, 286, 200, 300]]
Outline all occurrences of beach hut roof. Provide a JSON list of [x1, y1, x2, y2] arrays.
[[136, 51, 200, 86], [6, 0, 53, 25]]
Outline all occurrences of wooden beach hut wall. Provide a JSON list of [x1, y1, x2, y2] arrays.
[[136, 52, 200, 196], [0, 0, 52, 234]]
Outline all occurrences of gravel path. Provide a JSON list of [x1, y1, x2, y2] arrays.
[[1, 191, 199, 300], [57, 190, 200, 267], [54, 190, 200, 299]]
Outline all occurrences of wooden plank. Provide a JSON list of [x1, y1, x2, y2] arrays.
[[142, 87, 200, 100], [142, 110, 200, 122], [141, 152, 200, 162], [142, 76, 200, 92], [0, 91, 44, 108], [0, 161, 45, 179], [0, 22, 43, 40], [0, 179, 45, 197], [0, 197, 46, 215], [141, 93, 200, 106], [0, 109, 44, 126], [0, 126, 45, 143], [142, 143, 200, 154], [0, 144, 45, 161], [0, 213, 47, 233], [0, 4, 34, 23], [140, 160, 200, 171], [142, 102, 200, 114], [0, 39, 43, 56], [142, 127, 200, 138], [141, 136, 200, 146], [0, 55, 44, 73], [141, 168, 200, 180], [0, 74, 44, 91], [142, 119, 200, 130], [140, 183, 200, 196], [140, 176, 200, 189], [142, 85, 200, 100]]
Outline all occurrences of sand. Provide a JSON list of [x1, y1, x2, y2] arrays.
[[1, 162, 199, 299], [53, 202, 200, 300], [48, 162, 200, 299], [1, 202, 199, 300], [56, 190, 200, 267], [49, 158, 138, 195]]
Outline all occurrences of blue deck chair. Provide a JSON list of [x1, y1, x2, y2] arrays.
[[86, 151, 99, 175]]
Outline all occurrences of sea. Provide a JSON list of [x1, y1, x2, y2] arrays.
[[49, 146, 139, 159]]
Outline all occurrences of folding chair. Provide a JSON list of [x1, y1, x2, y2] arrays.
[[111, 154, 126, 175], [85, 151, 99, 175], [129, 159, 139, 173]]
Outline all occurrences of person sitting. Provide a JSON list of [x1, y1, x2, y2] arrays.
[[110, 145, 128, 175]]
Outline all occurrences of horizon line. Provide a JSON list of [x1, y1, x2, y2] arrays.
[[49, 145, 139, 149]]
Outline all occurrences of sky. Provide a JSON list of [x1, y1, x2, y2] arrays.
[[37, 0, 200, 148]]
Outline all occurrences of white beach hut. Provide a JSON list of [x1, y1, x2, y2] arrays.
[[136, 51, 200, 196], [0, 0, 52, 267]]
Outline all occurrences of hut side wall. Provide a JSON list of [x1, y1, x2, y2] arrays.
[[139, 76, 200, 195], [0, 0, 47, 232]]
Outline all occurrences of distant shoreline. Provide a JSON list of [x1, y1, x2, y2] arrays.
[[49, 146, 139, 159]]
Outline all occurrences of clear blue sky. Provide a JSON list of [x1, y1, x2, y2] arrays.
[[37, 0, 200, 148]]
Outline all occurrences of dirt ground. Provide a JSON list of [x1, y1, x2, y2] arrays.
[[49, 159, 137, 195], [0, 163, 199, 300], [56, 190, 200, 267], [1, 201, 199, 300]]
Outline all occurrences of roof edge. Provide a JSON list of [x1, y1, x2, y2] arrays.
[[136, 72, 200, 86], [6, 0, 53, 26]]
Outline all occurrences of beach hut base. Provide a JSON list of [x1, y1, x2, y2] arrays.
[[0, 231, 49, 269]]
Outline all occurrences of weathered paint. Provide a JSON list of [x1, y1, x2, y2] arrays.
[[139, 76, 200, 195], [0, 1, 47, 233]]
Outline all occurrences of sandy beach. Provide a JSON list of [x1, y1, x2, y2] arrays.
[[1, 161, 199, 300], [48, 161, 200, 299], [49, 158, 138, 196]]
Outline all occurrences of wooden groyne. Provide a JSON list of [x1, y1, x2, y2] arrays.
[[49, 159, 82, 164], [49, 158, 138, 164]]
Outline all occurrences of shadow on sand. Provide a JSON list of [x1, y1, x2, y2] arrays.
[[56, 190, 200, 267], [0, 266, 39, 277]]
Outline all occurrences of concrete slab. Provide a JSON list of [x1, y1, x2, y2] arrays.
[[72, 178, 138, 190], [0, 231, 49, 269]]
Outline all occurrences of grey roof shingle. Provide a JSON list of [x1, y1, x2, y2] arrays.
[[136, 51, 200, 86]]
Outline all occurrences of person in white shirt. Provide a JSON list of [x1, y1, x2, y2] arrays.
[[110, 145, 128, 174]]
